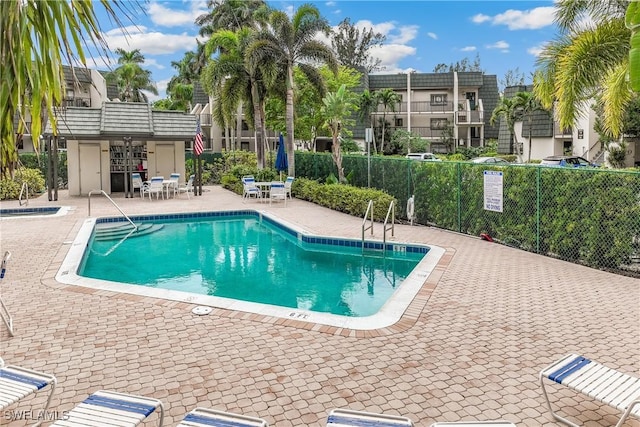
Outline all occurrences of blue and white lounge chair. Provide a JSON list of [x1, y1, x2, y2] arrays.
[[327, 408, 413, 426], [540, 353, 640, 427], [0, 357, 57, 427], [0, 250, 13, 336], [177, 407, 268, 426], [242, 176, 260, 202], [50, 390, 164, 426], [269, 181, 286, 206]]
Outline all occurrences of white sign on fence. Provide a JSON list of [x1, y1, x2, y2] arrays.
[[483, 170, 503, 212]]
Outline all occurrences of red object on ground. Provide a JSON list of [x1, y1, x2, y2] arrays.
[[480, 233, 493, 242]]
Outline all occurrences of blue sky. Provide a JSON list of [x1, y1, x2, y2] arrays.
[[88, 0, 559, 100]]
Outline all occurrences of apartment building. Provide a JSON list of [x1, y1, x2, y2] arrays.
[[354, 71, 501, 153]]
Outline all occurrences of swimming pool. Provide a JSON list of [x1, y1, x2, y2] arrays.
[[57, 210, 445, 329], [1, 206, 71, 219]]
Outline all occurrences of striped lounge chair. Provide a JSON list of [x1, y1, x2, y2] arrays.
[[50, 390, 164, 426], [540, 353, 640, 427], [326, 408, 413, 426], [0, 357, 57, 427], [177, 407, 269, 426]]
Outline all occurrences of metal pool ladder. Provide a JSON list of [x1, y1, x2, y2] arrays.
[[382, 200, 395, 253], [88, 190, 138, 231], [18, 182, 28, 206], [362, 200, 374, 252]]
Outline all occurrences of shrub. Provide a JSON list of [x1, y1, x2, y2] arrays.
[[292, 177, 396, 221], [0, 167, 45, 200]]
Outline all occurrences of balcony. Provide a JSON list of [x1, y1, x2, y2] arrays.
[[62, 97, 91, 108], [554, 121, 572, 137], [375, 101, 456, 114], [455, 110, 483, 125]]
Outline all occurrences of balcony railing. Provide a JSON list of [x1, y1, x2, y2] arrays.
[[553, 121, 572, 136], [62, 97, 91, 108], [374, 101, 457, 114], [455, 110, 483, 125], [199, 114, 212, 126]]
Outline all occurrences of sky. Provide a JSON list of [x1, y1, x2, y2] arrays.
[[87, 0, 560, 101]]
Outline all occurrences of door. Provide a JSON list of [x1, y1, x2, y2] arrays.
[[154, 144, 175, 178], [79, 144, 101, 195]]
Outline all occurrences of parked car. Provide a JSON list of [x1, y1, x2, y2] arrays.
[[406, 152, 441, 161], [471, 157, 510, 164], [540, 155, 598, 168]]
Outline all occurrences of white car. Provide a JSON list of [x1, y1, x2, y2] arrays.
[[406, 152, 441, 161]]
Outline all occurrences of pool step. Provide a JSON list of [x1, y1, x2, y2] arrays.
[[94, 223, 164, 241]]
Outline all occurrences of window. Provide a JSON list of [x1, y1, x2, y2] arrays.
[[430, 94, 447, 105], [241, 120, 249, 131], [395, 118, 403, 127], [430, 118, 448, 130]]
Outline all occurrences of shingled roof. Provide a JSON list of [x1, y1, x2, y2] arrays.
[[45, 102, 196, 140]]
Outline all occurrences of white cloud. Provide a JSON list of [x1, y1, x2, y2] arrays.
[[427, 32, 438, 40], [103, 26, 198, 56], [476, 6, 555, 30], [472, 14, 491, 24], [369, 43, 417, 71], [325, 1, 336, 6], [527, 44, 545, 57], [147, 1, 208, 27], [333, 9, 341, 14], [486, 40, 510, 50], [460, 46, 476, 52]]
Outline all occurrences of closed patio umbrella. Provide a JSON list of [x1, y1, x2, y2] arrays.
[[275, 133, 288, 179]]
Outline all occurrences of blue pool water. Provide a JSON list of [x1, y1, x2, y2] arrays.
[[79, 211, 428, 317], [1, 206, 62, 217]]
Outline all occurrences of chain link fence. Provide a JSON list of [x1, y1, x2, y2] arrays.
[[296, 152, 640, 276]]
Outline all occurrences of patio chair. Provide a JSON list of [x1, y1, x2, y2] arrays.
[[131, 173, 144, 197], [49, 390, 164, 427], [540, 353, 640, 427], [168, 173, 180, 197], [242, 176, 261, 202], [326, 408, 413, 426], [284, 176, 294, 200], [0, 357, 57, 427], [177, 174, 195, 199], [145, 176, 165, 200], [177, 407, 268, 427], [0, 251, 13, 336], [269, 181, 286, 206]]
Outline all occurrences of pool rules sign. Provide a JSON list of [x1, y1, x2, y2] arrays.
[[483, 170, 504, 212]]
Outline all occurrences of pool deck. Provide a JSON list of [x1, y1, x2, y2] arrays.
[[0, 186, 638, 426]]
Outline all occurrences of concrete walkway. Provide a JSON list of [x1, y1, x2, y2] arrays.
[[0, 186, 638, 426]]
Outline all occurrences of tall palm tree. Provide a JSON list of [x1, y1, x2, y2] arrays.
[[108, 49, 158, 103], [196, 0, 266, 37], [490, 96, 521, 160], [322, 84, 358, 182], [357, 90, 379, 154], [512, 91, 545, 162], [202, 27, 268, 168], [247, 4, 338, 176], [534, 0, 630, 138], [376, 88, 400, 153], [1, 0, 137, 176]]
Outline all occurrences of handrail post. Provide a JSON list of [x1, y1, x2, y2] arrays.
[[361, 200, 374, 252], [383, 200, 395, 251], [88, 190, 138, 230], [18, 182, 29, 206]]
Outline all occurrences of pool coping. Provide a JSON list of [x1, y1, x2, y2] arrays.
[[0, 205, 73, 220], [47, 210, 455, 335]]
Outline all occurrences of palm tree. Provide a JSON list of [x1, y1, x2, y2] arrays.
[[376, 88, 400, 153], [1, 1, 137, 176], [490, 96, 521, 160], [108, 49, 158, 103], [196, 0, 266, 37], [202, 27, 268, 168], [357, 90, 379, 154], [247, 4, 338, 176], [512, 91, 545, 162], [322, 84, 358, 182], [534, 1, 630, 138]]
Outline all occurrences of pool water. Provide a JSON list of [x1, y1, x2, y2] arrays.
[[79, 214, 425, 317]]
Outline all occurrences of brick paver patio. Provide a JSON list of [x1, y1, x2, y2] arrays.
[[0, 186, 638, 426]]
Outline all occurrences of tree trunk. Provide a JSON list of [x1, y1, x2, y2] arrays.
[[332, 132, 344, 182], [251, 79, 264, 169], [285, 64, 295, 177], [236, 102, 242, 152], [380, 112, 386, 153], [527, 116, 533, 162]]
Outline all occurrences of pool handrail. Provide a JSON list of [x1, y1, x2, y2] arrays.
[[88, 190, 138, 231], [18, 182, 28, 206], [383, 200, 395, 252], [362, 200, 374, 252]]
